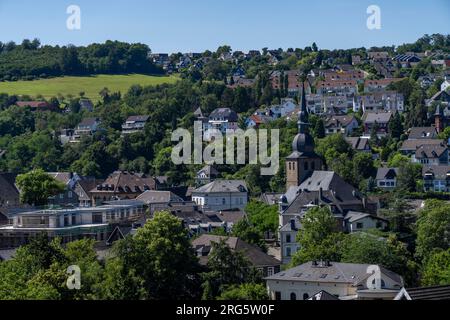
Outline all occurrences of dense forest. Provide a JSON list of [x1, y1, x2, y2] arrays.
[[0, 39, 163, 81]]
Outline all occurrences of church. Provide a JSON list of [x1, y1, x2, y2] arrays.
[[278, 82, 379, 264]]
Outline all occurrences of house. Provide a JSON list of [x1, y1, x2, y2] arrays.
[[428, 90, 450, 109], [343, 211, 388, 233], [136, 190, 185, 214], [306, 94, 351, 115], [195, 165, 219, 186], [345, 137, 371, 153], [74, 177, 104, 207], [0, 173, 20, 211], [204, 108, 239, 139], [270, 98, 298, 118], [121, 115, 149, 135], [90, 171, 157, 206], [423, 165, 450, 192], [316, 80, 358, 95], [434, 103, 450, 133], [368, 51, 390, 61], [0, 200, 145, 249], [351, 55, 362, 65], [192, 180, 248, 212], [270, 70, 312, 98], [394, 285, 450, 300], [412, 143, 449, 166], [79, 99, 94, 112], [47, 172, 81, 207], [279, 171, 378, 264], [408, 127, 439, 139], [324, 115, 359, 136], [362, 111, 393, 137], [246, 114, 272, 129], [400, 139, 445, 156], [393, 54, 422, 68], [376, 168, 399, 190], [266, 261, 403, 300], [321, 69, 364, 82], [260, 193, 284, 206], [16, 101, 57, 112], [353, 91, 404, 113], [192, 235, 281, 277], [364, 78, 402, 93]]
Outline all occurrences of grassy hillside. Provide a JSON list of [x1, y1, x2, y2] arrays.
[[0, 74, 178, 102]]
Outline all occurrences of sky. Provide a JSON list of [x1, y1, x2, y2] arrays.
[[0, 0, 449, 53]]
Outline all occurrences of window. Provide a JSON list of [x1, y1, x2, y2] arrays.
[[286, 234, 291, 243], [267, 267, 274, 277], [275, 292, 282, 301], [222, 198, 226, 205], [286, 247, 291, 257], [290, 293, 297, 301], [356, 222, 363, 229], [303, 293, 309, 300]]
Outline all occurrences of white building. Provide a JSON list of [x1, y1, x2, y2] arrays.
[[203, 108, 239, 140], [266, 261, 403, 300], [270, 98, 298, 118], [192, 180, 248, 211]]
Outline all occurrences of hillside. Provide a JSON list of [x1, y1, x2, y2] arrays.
[[0, 74, 179, 102]]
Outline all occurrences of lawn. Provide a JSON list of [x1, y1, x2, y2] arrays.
[[0, 74, 179, 102]]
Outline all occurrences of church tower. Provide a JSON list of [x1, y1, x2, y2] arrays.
[[286, 81, 323, 189]]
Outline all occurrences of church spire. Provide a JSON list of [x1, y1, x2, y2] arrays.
[[298, 81, 309, 134]]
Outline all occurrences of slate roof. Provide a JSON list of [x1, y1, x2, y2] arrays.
[[344, 211, 388, 223], [78, 117, 99, 127], [197, 165, 219, 177], [376, 168, 399, 180], [192, 235, 281, 267], [265, 261, 403, 286], [395, 286, 450, 300], [208, 108, 238, 122], [362, 111, 393, 124], [345, 137, 370, 151], [415, 143, 447, 159], [325, 115, 357, 128], [0, 173, 20, 206], [400, 139, 445, 152], [91, 171, 156, 194], [308, 290, 339, 300], [126, 115, 150, 122], [193, 180, 247, 193], [136, 190, 183, 204], [408, 127, 438, 139], [76, 177, 104, 201], [422, 165, 450, 180]]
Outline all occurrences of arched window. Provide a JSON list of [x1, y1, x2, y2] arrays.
[[288, 162, 292, 170], [303, 293, 309, 300], [290, 293, 297, 300]]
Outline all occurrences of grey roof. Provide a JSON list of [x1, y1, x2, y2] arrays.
[[193, 180, 247, 193], [325, 115, 357, 128], [280, 219, 302, 232], [345, 137, 370, 151], [192, 235, 280, 267], [308, 290, 339, 300], [408, 127, 438, 139], [363, 111, 393, 124], [422, 165, 450, 180], [136, 190, 183, 204], [197, 165, 219, 177], [78, 117, 99, 127], [206, 210, 246, 225], [0, 173, 19, 204], [265, 261, 403, 286], [400, 139, 445, 152], [208, 108, 238, 122], [260, 193, 284, 205], [396, 286, 450, 300], [415, 144, 447, 159], [344, 211, 388, 223], [126, 115, 150, 122], [376, 168, 399, 180]]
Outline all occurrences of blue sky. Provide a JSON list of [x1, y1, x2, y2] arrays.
[[0, 0, 448, 53]]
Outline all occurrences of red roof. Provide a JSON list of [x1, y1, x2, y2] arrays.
[[16, 101, 50, 108]]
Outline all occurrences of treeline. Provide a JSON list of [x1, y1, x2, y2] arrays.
[[0, 39, 163, 81]]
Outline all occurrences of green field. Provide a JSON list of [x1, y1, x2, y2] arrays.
[[0, 74, 179, 102]]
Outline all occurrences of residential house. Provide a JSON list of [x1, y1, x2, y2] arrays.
[[16, 101, 57, 112], [368, 52, 390, 61], [79, 99, 94, 112], [376, 168, 399, 190], [343, 211, 388, 233], [400, 139, 445, 156], [260, 193, 284, 206], [362, 111, 393, 137], [192, 180, 248, 212], [47, 172, 81, 207], [0, 173, 20, 212], [246, 114, 272, 128], [204, 108, 238, 139], [192, 235, 281, 277], [351, 55, 362, 65], [412, 143, 449, 166], [74, 177, 104, 207], [195, 165, 219, 186], [324, 115, 359, 136], [364, 78, 402, 93], [345, 137, 371, 153], [270, 70, 312, 98], [321, 69, 364, 82], [266, 261, 403, 300], [353, 91, 404, 113], [393, 54, 422, 68], [136, 190, 185, 214], [423, 165, 450, 192], [270, 98, 298, 118], [316, 80, 358, 95], [434, 103, 450, 133], [306, 94, 351, 115], [0, 200, 145, 249], [90, 171, 157, 206], [121, 115, 149, 135]]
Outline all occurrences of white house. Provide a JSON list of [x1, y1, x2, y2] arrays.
[[266, 261, 403, 300], [192, 180, 248, 211], [343, 212, 388, 233], [270, 98, 298, 118]]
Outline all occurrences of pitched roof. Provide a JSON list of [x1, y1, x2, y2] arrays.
[[325, 115, 357, 128], [415, 143, 447, 159], [265, 261, 403, 286], [197, 165, 219, 177], [395, 286, 450, 300], [376, 168, 399, 180], [193, 180, 247, 193], [345, 137, 370, 151], [362, 111, 393, 124], [136, 190, 183, 204], [192, 235, 280, 267], [78, 117, 99, 127], [90, 171, 156, 194], [400, 139, 445, 151], [209, 108, 238, 122], [408, 127, 438, 139], [344, 211, 388, 223], [0, 173, 20, 206], [422, 165, 450, 180], [126, 115, 150, 122], [308, 290, 339, 300]]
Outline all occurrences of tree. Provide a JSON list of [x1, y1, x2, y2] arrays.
[[201, 239, 261, 300], [217, 283, 268, 300], [416, 200, 450, 260], [291, 207, 344, 266], [16, 169, 65, 206], [421, 249, 450, 286], [396, 162, 422, 192], [389, 112, 404, 139], [313, 118, 326, 139], [232, 219, 266, 252]]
